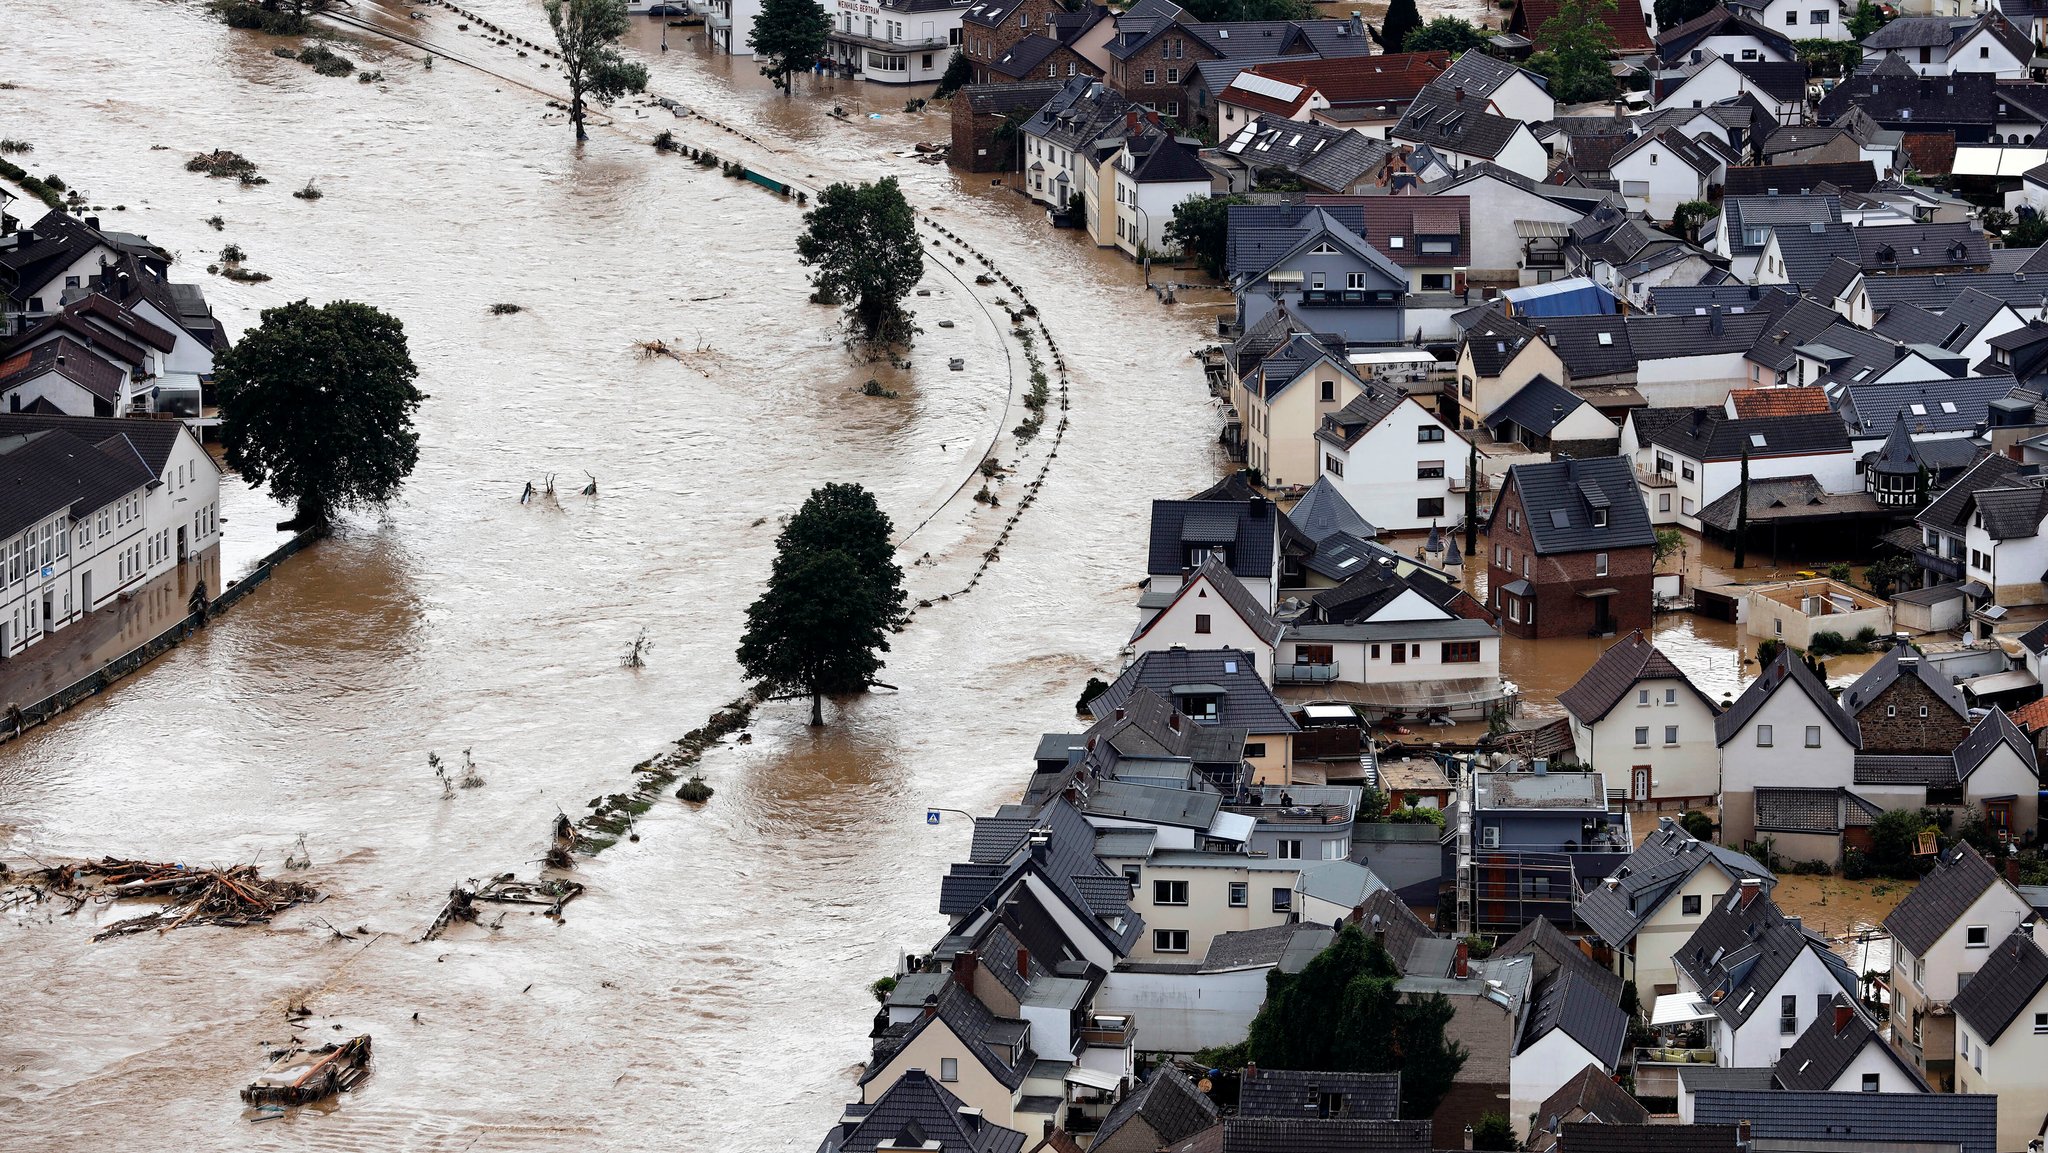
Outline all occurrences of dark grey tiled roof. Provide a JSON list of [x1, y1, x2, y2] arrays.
[[0, 411, 186, 476], [1722, 195, 1841, 256], [939, 797, 1145, 956], [1841, 643, 1968, 718], [1864, 270, 2048, 314], [1238, 1069, 1399, 1121], [1519, 967, 1627, 1067], [1392, 92, 1524, 160], [1628, 310, 1776, 361], [1774, 993, 1924, 1091], [1970, 482, 2048, 539], [1200, 921, 1333, 971], [1484, 374, 1588, 438], [1674, 887, 1858, 1029], [1288, 477, 1377, 544], [1527, 315, 1632, 380], [1918, 453, 2025, 534], [1091, 647, 1301, 734], [1766, 221, 1859, 288], [1856, 222, 1991, 272], [1853, 755, 1959, 786], [1951, 928, 2048, 1042], [1351, 889, 1435, 975], [1222, 1118, 1431, 1153], [1722, 162, 1879, 196], [1636, 407, 1849, 461], [1557, 629, 1714, 725], [1655, 6, 1795, 64], [1462, 309, 1543, 378], [1488, 456, 1656, 556], [0, 427, 157, 540], [1094, 1065, 1219, 1151], [987, 35, 1064, 79], [863, 979, 1035, 1091], [1731, 60, 1806, 103], [1148, 497, 1278, 579], [1426, 48, 1541, 102], [1532, 1065, 1646, 1149], [1647, 283, 1797, 314], [1714, 648, 1861, 748], [823, 1068, 1028, 1153], [1692, 1090, 1997, 1153], [1575, 821, 1770, 947], [1883, 841, 2001, 956], [1559, 1123, 1737, 1153], [1957, 706, 2035, 779]]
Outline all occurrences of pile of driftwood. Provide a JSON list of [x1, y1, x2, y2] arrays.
[[2, 857, 319, 941], [242, 1035, 372, 1107], [420, 873, 584, 941]]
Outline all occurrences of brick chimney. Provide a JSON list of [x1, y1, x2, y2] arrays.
[[955, 950, 978, 992], [1169, 712, 1183, 732], [923, 993, 939, 1019], [1454, 939, 1470, 978], [1017, 946, 1030, 979], [1834, 1001, 1853, 1033], [1737, 877, 1762, 909]]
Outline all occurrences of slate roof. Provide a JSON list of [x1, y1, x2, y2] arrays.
[[1951, 928, 2048, 1043], [1656, 5, 1796, 64], [1200, 921, 1334, 972], [1647, 283, 1797, 314], [1722, 162, 1879, 196], [1612, 127, 1719, 177], [1560, 1123, 1737, 1153], [962, 79, 1068, 118], [1557, 629, 1715, 725], [1692, 1090, 1997, 1153], [1676, 886, 1858, 1029], [1316, 385, 1421, 449], [863, 979, 1035, 1091], [1575, 820, 1770, 947], [1222, 1118, 1432, 1153], [1139, 554, 1285, 648], [1392, 92, 1525, 161], [1352, 888, 1435, 975], [1774, 993, 1925, 1091], [1841, 643, 1969, 719], [1484, 375, 1593, 440], [988, 35, 1065, 79], [1489, 456, 1656, 555], [1635, 406, 1849, 461], [1856, 222, 1991, 272], [1722, 195, 1841, 256], [1530, 1065, 1647, 1151], [0, 412, 186, 477], [1957, 706, 2036, 780], [1510, 318, 1635, 381], [1714, 647, 1861, 748], [1425, 49, 1548, 104], [823, 1068, 1028, 1153], [1765, 220, 1859, 288], [1918, 453, 2025, 534], [1461, 309, 1543, 377], [1628, 310, 1777, 363], [1519, 966, 1627, 1066], [1817, 68, 1997, 129], [1220, 120, 1392, 194], [1148, 497, 1278, 579], [0, 427, 158, 540], [1886, 842, 2007, 957], [0, 337, 125, 406], [938, 797, 1144, 957], [1090, 648, 1300, 734], [1288, 476, 1378, 544], [1237, 1069, 1400, 1121], [1025, 77, 1130, 151], [1093, 1065, 1219, 1151]]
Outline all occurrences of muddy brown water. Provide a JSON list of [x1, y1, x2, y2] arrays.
[[3, 3, 1749, 1147]]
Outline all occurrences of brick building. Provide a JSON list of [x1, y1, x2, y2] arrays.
[[950, 80, 1065, 172], [1105, 18, 1217, 125], [961, 0, 1070, 83], [1484, 456, 1656, 640], [1839, 640, 1973, 755]]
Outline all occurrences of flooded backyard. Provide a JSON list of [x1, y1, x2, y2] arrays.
[[0, 3, 1797, 1148]]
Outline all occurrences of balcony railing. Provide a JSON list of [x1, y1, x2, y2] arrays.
[[1914, 548, 1964, 580], [1080, 1016, 1135, 1048], [1274, 661, 1338, 684], [1227, 802, 1351, 824], [1297, 288, 1397, 307], [1635, 1045, 1717, 1066]]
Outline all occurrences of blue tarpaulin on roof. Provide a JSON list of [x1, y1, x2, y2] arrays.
[[1500, 277, 1620, 319]]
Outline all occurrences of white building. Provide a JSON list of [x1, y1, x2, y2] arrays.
[[826, 0, 970, 83], [1732, 0, 1851, 41], [1312, 388, 1465, 532], [1861, 13, 2031, 78], [1669, 881, 1861, 1070], [1884, 842, 2038, 1089], [0, 414, 222, 658], [1557, 630, 1722, 808], [1106, 131, 1210, 259], [1130, 554, 1285, 676], [1772, 994, 1929, 1093], [1576, 820, 1775, 997], [1952, 925, 2048, 1152], [1712, 649, 1861, 846], [706, 0, 766, 56], [1621, 407, 1858, 531], [1609, 129, 1721, 224]]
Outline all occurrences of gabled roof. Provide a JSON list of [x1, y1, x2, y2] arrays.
[[862, 979, 1036, 1091], [1484, 374, 1591, 438], [1352, 889, 1436, 975], [1722, 162, 1879, 196], [1238, 1069, 1400, 1120], [1611, 127, 1718, 177], [1635, 406, 1849, 461], [1147, 497, 1278, 579], [1558, 630, 1716, 725], [1656, 4, 1796, 64], [1531, 1065, 1647, 1151], [1093, 1065, 1219, 1151], [1135, 554, 1285, 647], [988, 35, 1065, 79], [1124, 130, 1211, 185], [1955, 706, 2036, 780], [1727, 387, 1830, 418], [1317, 384, 1427, 450], [1817, 68, 1997, 129], [1693, 1090, 1997, 1153], [1676, 885, 1858, 1029], [1575, 819, 1771, 948], [1489, 456, 1657, 556], [1518, 966, 1628, 1067], [1918, 453, 2025, 534], [1713, 648, 1861, 748], [1392, 92, 1527, 161], [1514, 0, 1653, 52], [0, 337, 126, 406], [826, 1068, 1028, 1153], [1425, 49, 1549, 104], [1883, 841, 2005, 956], [1091, 647, 1300, 734], [1774, 993, 1926, 1092], [1855, 222, 1991, 272], [1840, 643, 1969, 719], [1730, 60, 1807, 104], [0, 427, 158, 539], [938, 797, 1145, 956], [1461, 309, 1544, 378], [1951, 928, 2048, 1043]]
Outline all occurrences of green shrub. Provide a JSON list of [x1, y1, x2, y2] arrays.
[[211, 0, 310, 33], [1076, 676, 1111, 714]]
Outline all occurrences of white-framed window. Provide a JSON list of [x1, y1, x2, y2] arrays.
[[1665, 689, 1676, 704], [1665, 725, 1679, 745], [1144, 67, 1156, 85], [1322, 839, 1345, 861], [1638, 689, 1650, 705], [940, 1057, 959, 1081], [1635, 726, 1650, 746], [1861, 1073, 1879, 1092], [1481, 826, 1500, 848], [1154, 929, 1189, 953], [1595, 553, 1608, 576], [1154, 879, 1188, 906], [1804, 725, 1821, 748], [1229, 882, 1248, 907], [1967, 925, 1989, 947], [1277, 839, 1302, 859]]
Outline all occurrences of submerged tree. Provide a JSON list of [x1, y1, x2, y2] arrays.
[[737, 483, 906, 726], [1406, 17, 1490, 54], [215, 299, 423, 536], [1373, 0, 1422, 54], [750, 0, 831, 95], [1245, 924, 1467, 1118], [1528, 0, 1619, 105], [545, 0, 650, 141], [933, 49, 973, 99], [1165, 193, 1245, 280], [796, 177, 924, 346]]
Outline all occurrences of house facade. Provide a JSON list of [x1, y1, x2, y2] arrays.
[[1951, 926, 2048, 1153], [1484, 457, 1657, 640], [1713, 649, 1862, 847], [1557, 631, 1722, 808], [826, 0, 972, 83], [1312, 388, 1465, 531], [1885, 842, 2037, 1089]]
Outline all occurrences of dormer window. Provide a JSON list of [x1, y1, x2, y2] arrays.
[[1593, 509, 1609, 527]]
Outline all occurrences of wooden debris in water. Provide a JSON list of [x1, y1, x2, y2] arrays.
[[241, 1035, 371, 1107], [419, 873, 584, 941], [636, 338, 682, 360], [2, 857, 318, 940]]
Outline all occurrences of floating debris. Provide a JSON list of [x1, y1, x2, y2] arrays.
[[241, 1035, 372, 1107], [1, 857, 320, 940], [420, 873, 584, 941]]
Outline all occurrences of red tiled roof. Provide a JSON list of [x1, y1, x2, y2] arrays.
[[1242, 51, 1450, 107], [1515, 0, 1655, 55], [1903, 131, 1958, 176], [2009, 695, 2048, 732], [1729, 386, 1832, 417]]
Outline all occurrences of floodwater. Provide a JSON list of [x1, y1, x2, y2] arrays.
[[0, 3, 1737, 1149]]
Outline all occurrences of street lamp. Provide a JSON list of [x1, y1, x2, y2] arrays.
[[925, 806, 977, 827]]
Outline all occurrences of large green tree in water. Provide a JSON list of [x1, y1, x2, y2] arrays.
[[545, 0, 650, 141], [737, 483, 906, 726], [751, 0, 832, 94], [796, 177, 924, 346], [214, 299, 423, 536], [1528, 0, 1620, 105], [1246, 924, 1467, 1119]]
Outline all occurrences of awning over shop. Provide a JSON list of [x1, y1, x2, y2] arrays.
[[1651, 993, 1717, 1025]]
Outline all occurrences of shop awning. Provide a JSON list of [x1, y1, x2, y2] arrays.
[[1651, 993, 1717, 1025], [1065, 1067, 1123, 1091]]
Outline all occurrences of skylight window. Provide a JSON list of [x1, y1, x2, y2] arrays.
[[1598, 332, 1613, 345], [1750, 433, 1767, 448], [1223, 660, 1238, 673], [1911, 404, 1926, 415], [1942, 401, 1958, 413]]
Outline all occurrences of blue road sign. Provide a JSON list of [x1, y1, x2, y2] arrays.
[[926, 809, 941, 826]]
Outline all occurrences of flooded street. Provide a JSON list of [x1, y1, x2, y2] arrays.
[[3, 2, 1777, 1148]]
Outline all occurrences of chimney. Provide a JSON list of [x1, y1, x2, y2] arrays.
[[1017, 946, 1030, 979], [85, 215, 100, 231], [1659, 815, 1675, 832], [1114, 706, 1126, 722], [1613, 98, 1626, 121], [1465, 1124, 1476, 1151], [1126, 109, 1139, 135], [1245, 1062, 1259, 1081], [1738, 877, 1762, 909], [958, 1106, 983, 1132], [1834, 1002, 1854, 1034], [1454, 85, 1465, 104], [1029, 830, 1050, 861], [1709, 304, 1724, 336], [1454, 939, 1471, 978], [1350, 9, 1365, 37], [955, 950, 977, 992], [1169, 712, 1182, 732], [1737, 1120, 1753, 1151], [1373, 912, 1385, 938], [923, 993, 939, 1019], [2008, 856, 2022, 884]]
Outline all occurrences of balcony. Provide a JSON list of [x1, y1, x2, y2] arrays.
[[1297, 288, 1397, 308], [1080, 1015, 1135, 1048], [1913, 547, 1964, 581], [1226, 802, 1351, 825], [1632, 1045, 1718, 1097], [1274, 660, 1337, 684]]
